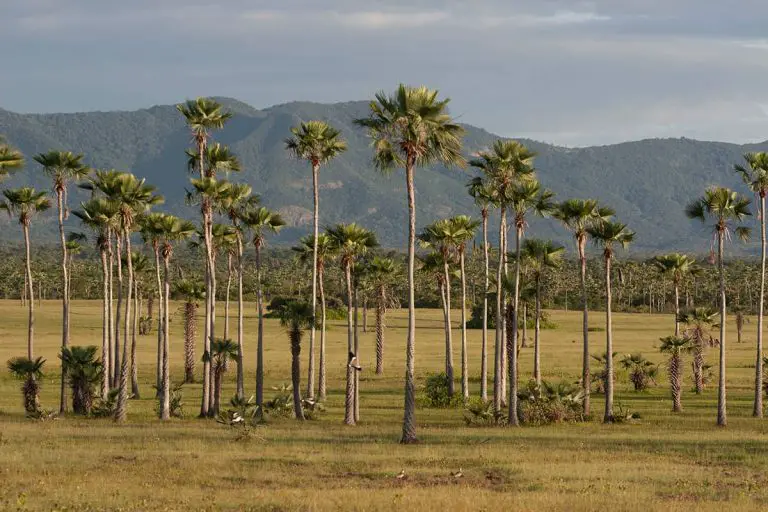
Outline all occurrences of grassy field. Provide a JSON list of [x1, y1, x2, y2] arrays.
[[1, 299, 768, 511]]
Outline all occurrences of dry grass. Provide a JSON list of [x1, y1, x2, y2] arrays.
[[1, 299, 768, 511]]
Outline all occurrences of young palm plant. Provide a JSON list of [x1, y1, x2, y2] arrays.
[[619, 353, 657, 391], [210, 338, 239, 416], [285, 121, 347, 402], [0, 188, 51, 360], [277, 301, 314, 421], [678, 307, 719, 394], [651, 253, 699, 336], [355, 85, 465, 444], [587, 219, 635, 423], [686, 186, 751, 426], [33, 150, 90, 414], [521, 238, 565, 386], [328, 223, 378, 425], [735, 152, 768, 417], [553, 199, 613, 416], [174, 279, 205, 384], [659, 336, 693, 412], [7, 356, 45, 414], [60, 346, 103, 415]]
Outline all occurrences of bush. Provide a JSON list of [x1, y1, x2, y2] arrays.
[[525, 311, 558, 330], [517, 380, 585, 425], [620, 353, 657, 391], [463, 397, 505, 426], [419, 372, 461, 408], [92, 389, 119, 417]]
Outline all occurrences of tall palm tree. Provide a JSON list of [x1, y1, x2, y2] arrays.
[[678, 307, 719, 394], [505, 180, 555, 424], [125, 250, 149, 399], [735, 152, 768, 418], [286, 121, 348, 402], [139, 212, 166, 395], [686, 187, 751, 426], [469, 139, 536, 416], [73, 197, 119, 397], [521, 238, 565, 386], [327, 223, 378, 426], [174, 279, 205, 384], [7, 356, 45, 414], [242, 206, 285, 408], [651, 254, 699, 337], [33, 150, 90, 414], [292, 233, 338, 399], [467, 177, 497, 401], [178, 97, 233, 417], [0, 137, 24, 179], [355, 85, 465, 443], [277, 300, 313, 421], [554, 199, 613, 416], [659, 336, 693, 413], [366, 256, 400, 375], [587, 219, 635, 423], [0, 188, 51, 360]]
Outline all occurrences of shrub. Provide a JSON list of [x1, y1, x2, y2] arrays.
[[92, 389, 119, 417], [620, 353, 657, 391], [463, 397, 505, 426], [419, 372, 461, 408], [517, 380, 585, 425]]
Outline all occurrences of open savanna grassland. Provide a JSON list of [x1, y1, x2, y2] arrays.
[[1, 300, 768, 511]]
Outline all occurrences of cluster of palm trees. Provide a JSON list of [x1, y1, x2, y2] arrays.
[[2, 83, 768, 440]]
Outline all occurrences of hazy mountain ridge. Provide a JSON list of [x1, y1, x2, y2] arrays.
[[0, 98, 765, 254]]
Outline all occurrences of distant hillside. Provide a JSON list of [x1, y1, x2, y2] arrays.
[[0, 98, 765, 254]]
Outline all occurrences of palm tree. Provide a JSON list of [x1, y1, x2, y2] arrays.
[[33, 150, 90, 414], [686, 186, 751, 426], [327, 223, 378, 426], [587, 219, 635, 423], [157, 215, 195, 420], [60, 346, 103, 415], [277, 300, 313, 421], [659, 336, 693, 412], [735, 152, 768, 418], [292, 233, 338, 398], [355, 85, 465, 443], [210, 338, 238, 416], [470, 139, 536, 416], [366, 256, 400, 375], [125, 250, 149, 399], [73, 198, 119, 397], [521, 239, 565, 386], [175, 279, 205, 384], [0, 137, 24, 179], [0, 188, 50, 360], [467, 177, 497, 401], [242, 206, 285, 408], [139, 212, 167, 395], [554, 199, 613, 416], [178, 97, 233, 417], [678, 307, 719, 394], [7, 356, 45, 414], [651, 254, 699, 337], [505, 180, 555, 424], [286, 121, 347, 402]]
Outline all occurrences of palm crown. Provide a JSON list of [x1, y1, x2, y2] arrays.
[[554, 199, 614, 245], [243, 207, 285, 247], [522, 238, 565, 277], [292, 234, 336, 267], [685, 186, 751, 240], [0, 138, 24, 179], [33, 151, 90, 193], [176, 98, 232, 146], [587, 219, 635, 259], [734, 152, 768, 197], [508, 179, 556, 229], [285, 121, 348, 166], [186, 143, 241, 178], [651, 253, 699, 284], [327, 223, 378, 268], [469, 140, 536, 198], [0, 188, 51, 225]]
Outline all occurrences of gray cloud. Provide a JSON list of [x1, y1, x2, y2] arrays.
[[3, 1, 768, 145]]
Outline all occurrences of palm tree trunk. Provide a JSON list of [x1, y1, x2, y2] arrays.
[[100, 247, 109, 398], [160, 254, 171, 420], [153, 245, 164, 394], [201, 202, 215, 417], [671, 353, 682, 412], [318, 265, 328, 399], [481, 209, 489, 402], [460, 247, 469, 400], [493, 207, 506, 415], [603, 253, 614, 424], [184, 301, 196, 384], [113, 233, 123, 389], [57, 188, 69, 414], [579, 240, 590, 416], [400, 160, 417, 444], [23, 223, 34, 360], [353, 278, 360, 422], [236, 237, 245, 400], [255, 241, 265, 408], [376, 285, 385, 375], [717, 230, 727, 427], [291, 328, 305, 421], [344, 262, 356, 426], [107, 229, 114, 386], [507, 226, 522, 426], [521, 303, 528, 348], [674, 280, 680, 337], [115, 228, 133, 423], [501, 219, 508, 405], [307, 162, 320, 402], [534, 276, 542, 386], [207, 250, 217, 416], [130, 281, 140, 399], [224, 252, 232, 342], [755, 194, 766, 418], [443, 255, 455, 397], [363, 298, 368, 332]]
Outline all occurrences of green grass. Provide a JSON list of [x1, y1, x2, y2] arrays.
[[2, 300, 768, 511]]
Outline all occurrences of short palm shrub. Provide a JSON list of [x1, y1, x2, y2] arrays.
[[60, 345, 103, 415], [517, 380, 585, 425], [590, 352, 616, 394], [7, 356, 45, 414], [463, 397, 505, 426], [620, 353, 658, 391]]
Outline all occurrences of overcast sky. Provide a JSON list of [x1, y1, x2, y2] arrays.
[[4, 1, 768, 146]]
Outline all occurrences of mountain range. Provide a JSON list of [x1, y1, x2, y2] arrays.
[[1, 97, 765, 255]]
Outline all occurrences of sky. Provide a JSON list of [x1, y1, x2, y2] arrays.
[[4, 0, 768, 146]]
